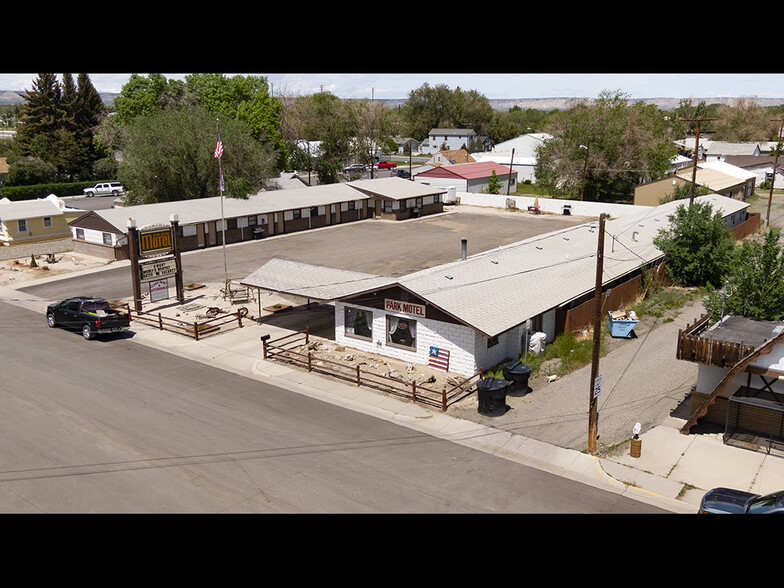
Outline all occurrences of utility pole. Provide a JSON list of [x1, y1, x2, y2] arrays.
[[682, 117, 716, 204], [580, 138, 590, 201], [767, 119, 784, 227], [588, 213, 606, 454]]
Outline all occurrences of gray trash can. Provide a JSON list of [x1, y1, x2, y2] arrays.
[[502, 360, 532, 396], [477, 378, 510, 416]]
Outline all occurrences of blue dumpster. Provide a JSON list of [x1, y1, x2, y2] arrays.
[[608, 311, 639, 338], [476, 378, 510, 416]]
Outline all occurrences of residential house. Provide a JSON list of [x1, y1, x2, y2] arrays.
[[634, 161, 755, 206], [723, 155, 784, 190], [474, 133, 551, 184], [677, 314, 784, 451], [0, 194, 77, 246], [392, 136, 422, 155], [701, 141, 763, 161], [426, 149, 475, 166], [425, 128, 478, 154]]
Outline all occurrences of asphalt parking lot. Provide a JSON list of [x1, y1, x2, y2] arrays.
[[188, 205, 592, 281]]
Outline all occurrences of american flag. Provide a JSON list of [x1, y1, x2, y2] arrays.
[[214, 132, 224, 158], [428, 346, 450, 371]]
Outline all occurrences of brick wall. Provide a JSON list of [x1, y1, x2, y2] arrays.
[[335, 301, 480, 376]]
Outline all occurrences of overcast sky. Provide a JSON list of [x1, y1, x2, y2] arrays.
[[2, 73, 784, 100]]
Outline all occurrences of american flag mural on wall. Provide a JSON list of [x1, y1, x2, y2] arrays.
[[428, 346, 450, 371]]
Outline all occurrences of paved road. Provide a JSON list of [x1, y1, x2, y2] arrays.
[[0, 301, 665, 513]]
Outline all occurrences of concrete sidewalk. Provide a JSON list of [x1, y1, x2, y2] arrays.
[[8, 283, 784, 513]]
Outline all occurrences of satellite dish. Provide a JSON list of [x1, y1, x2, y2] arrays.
[[633, 422, 642, 437]]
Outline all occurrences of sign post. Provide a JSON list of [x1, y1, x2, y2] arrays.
[[128, 217, 184, 310]]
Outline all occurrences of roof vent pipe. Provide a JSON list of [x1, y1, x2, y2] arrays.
[[461, 238, 467, 260]]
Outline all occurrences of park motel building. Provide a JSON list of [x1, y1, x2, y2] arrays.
[[242, 195, 751, 377]]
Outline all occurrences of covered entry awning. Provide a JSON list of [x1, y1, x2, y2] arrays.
[[241, 258, 393, 303]]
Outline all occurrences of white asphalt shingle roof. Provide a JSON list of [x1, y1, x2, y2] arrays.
[[77, 177, 446, 233], [239, 195, 749, 338], [348, 177, 447, 201], [0, 197, 63, 221], [241, 258, 392, 301]]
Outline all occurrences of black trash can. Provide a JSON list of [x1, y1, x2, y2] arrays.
[[476, 378, 510, 417], [502, 360, 532, 396]]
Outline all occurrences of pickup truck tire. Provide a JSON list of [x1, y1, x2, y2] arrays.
[[46, 313, 56, 328], [82, 324, 94, 340]]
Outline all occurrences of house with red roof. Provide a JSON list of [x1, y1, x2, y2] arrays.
[[413, 161, 517, 194]]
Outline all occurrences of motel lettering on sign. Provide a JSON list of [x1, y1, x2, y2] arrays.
[[384, 298, 426, 317], [138, 227, 173, 257]]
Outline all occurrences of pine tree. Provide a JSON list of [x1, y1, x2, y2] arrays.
[[72, 74, 107, 177], [15, 73, 63, 161]]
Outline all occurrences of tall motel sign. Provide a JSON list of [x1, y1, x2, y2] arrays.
[[127, 215, 185, 312]]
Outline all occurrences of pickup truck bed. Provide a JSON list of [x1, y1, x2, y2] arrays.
[[46, 296, 131, 340]]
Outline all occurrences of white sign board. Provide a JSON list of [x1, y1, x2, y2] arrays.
[[593, 374, 602, 399], [140, 257, 177, 282], [149, 279, 169, 302]]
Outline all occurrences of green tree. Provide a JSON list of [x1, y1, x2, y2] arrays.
[[12, 73, 107, 181], [281, 91, 355, 183], [486, 170, 502, 194], [14, 73, 63, 162], [535, 90, 677, 201], [118, 106, 272, 204], [112, 74, 185, 125], [704, 228, 784, 321], [652, 201, 735, 288], [401, 83, 493, 142], [183, 74, 285, 161]]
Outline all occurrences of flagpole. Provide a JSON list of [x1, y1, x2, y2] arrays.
[[216, 118, 227, 283]]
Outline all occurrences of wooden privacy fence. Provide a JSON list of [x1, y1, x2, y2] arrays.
[[730, 212, 761, 241], [562, 274, 643, 333], [676, 313, 755, 368], [131, 307, 248, 340], [262, 327, 482, 411]]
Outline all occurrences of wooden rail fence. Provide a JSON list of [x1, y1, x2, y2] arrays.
[[131, 306, 248, 340], [262, 327, 482, 411]]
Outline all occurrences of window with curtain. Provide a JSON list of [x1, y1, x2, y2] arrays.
[[345, 307, 373, 340], [387, 315, 416, 349]]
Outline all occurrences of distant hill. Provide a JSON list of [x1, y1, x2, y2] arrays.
[[0, 91, 120, 106], [3, 92, 784, 111], [383, 97, 784, 112]]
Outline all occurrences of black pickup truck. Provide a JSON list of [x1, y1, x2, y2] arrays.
[[46, 297, 131, 340]]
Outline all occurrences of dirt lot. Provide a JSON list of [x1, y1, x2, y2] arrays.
[[0, 252, 108, 287]]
